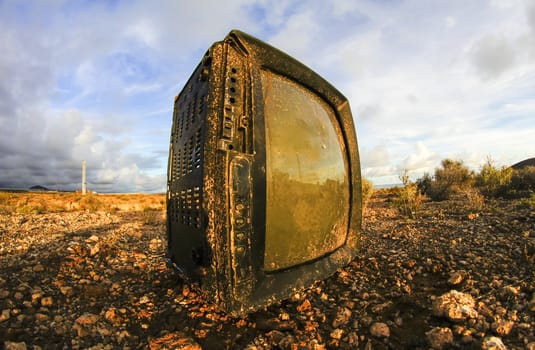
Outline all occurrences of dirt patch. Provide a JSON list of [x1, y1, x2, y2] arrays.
[[1, 191, 534, 349]]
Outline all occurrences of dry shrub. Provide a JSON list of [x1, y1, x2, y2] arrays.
[[16, 200, 48, 214], [141, 206, 162, 225], [78, 194, 107, 212], [393, 171, 424, 219], [476, 159, 512, 198], [425, 159, 474, 201], [361, 178, 374, 209], [462, 187, 485, 211], [0, 192, 13, 214], [508, 166, 535, 198]]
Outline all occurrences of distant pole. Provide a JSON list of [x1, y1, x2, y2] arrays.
[[82, 160, 87, 195]]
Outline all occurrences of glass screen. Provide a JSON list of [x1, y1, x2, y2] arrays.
[[262, 71, 350, 272]]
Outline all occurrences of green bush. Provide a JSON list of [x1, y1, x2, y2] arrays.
[[476, 159, 512, 198], [361, 178, 374, 209], [393, 171, 424, 219], [417, 159, 473, 201], [508, 166, 535, 198]]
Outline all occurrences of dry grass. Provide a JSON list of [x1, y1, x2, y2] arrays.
[[0, 191, 166, 214]]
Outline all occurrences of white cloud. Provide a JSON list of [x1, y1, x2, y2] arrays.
[[1, 0, 535, 191], [471, 34, 516, 79]]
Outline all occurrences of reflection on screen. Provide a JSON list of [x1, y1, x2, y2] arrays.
[[262, 71, 350, 272]]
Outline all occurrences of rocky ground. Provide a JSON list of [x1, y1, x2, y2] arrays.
[[1, 191, 534, 349]]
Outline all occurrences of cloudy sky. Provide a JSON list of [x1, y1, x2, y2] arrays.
[[1, 0, 534, 192]]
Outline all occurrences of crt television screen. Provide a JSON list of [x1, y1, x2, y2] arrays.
[[167, 30, 361, 315], [262, 71, 350, 272]]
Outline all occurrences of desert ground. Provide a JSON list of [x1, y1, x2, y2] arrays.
[[1, 190, 534, 349]]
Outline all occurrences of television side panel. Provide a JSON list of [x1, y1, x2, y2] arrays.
[[167, 52, 213, 279]]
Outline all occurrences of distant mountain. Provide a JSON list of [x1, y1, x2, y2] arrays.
[[511, 157, 535, 170], [29, 185, 50, 191]]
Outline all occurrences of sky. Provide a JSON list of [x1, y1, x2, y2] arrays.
[[1, 0, 534, 192]]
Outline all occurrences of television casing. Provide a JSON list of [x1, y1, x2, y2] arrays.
[[167, 30, 362, 315]]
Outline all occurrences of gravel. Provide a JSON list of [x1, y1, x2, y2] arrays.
[[1, 191, 534, 349]]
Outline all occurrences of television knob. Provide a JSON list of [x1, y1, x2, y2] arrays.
[[235, 245, 245, 256]]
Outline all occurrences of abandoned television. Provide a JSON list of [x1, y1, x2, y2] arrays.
[[167, 30, 362, 315]]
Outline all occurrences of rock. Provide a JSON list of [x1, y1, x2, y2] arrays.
[[529, 293, 535, 312], [72, 313, 99, 337], [491, 319, 514, 335], [332, 307, 352, 327], [41, 296, 53, 306], [426, 327, 453, 349], [33, 264, 44, 272], [31, 292, 42, 304], [347, 331, 359, 347], [370, 322, 390, 338], [1, 309, 10, 322], [148, 332, 202, 350], [35, 313, 49, 322], [60, 286, 73, 296], [86, 235, 99, 242], [432, 290, 478, 321], [481, 336, 506, 350], [330, 328, 344, 340], [447, 271, 464, 285], [4, 341, 27, 350], [296, 298, 312, 313], [75, 313, 99, 325], [89, 243, 100, 256]]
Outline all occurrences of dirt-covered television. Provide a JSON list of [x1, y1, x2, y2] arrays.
[[166, 30, 362, 315]]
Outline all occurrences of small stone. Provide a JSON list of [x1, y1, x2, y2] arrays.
[[296, 299, 312, 313], [41, 296, 53, 307], [4, 341, 27, 350], [0, 289, 9, 299], [370, 322, 390, 338], [148, 332, 202, 350], [332, 307, 352, 327], [33, 264, 45, 272], [75, 313, 99, 325], [1, 309, 11, 322], [447, 271, 464, 285], [31, 292, 42, 304], [348, 332, 359, 347], [35, 313, 49, 322], [60, 286, 73, 296], [86, 235, 99, 242], [14, 292, 23, 300], [426, 327, 453, 349], [501, 285, 519, 296], [528, 293, 535, 312], [481, 336, 506, 350], [279, 312, 290, 321], [330, 328, 344, 340], [491, 319, 514, 335], [89, 243, 100, 256]]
